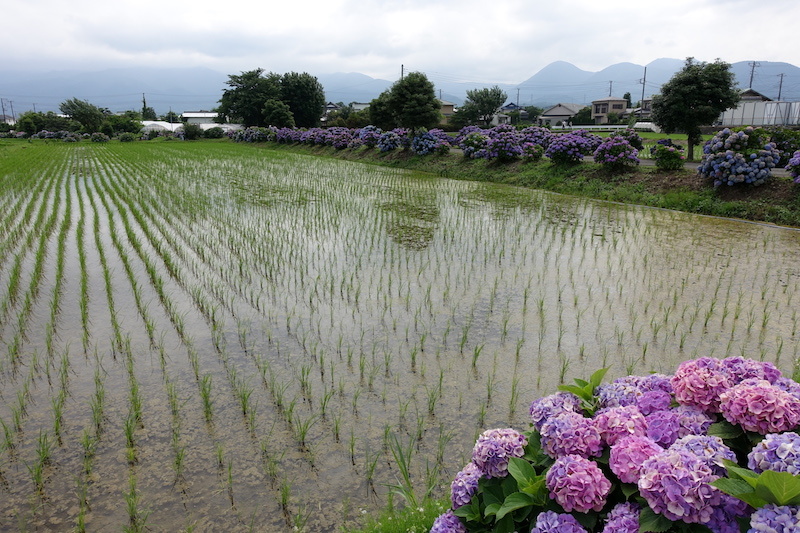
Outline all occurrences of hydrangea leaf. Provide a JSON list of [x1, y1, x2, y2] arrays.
[[711, 477, 767, 508], [707, 420, 743, 440], [638, 506, 675, 532], [507, 457, 537, 486], [494, 492, 537, 521], [754, 470, 800, 506]]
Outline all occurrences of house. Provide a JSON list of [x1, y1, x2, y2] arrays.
[[324, 102, 341, 114], [591, 97, 628, 124], [539, 103, 586, 126], [438, 100, 455, 123], [627, 98, 653, 121], [351, 102, 371, 112], [739, 88, 772, 102], [1, 114, 15, 125], [182, 111, 219, 124]]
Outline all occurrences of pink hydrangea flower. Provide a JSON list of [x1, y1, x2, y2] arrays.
[[540, 412, 603, 459], [719, 379, 800, 434], [671, 357, 733, 413], [545, 455, 611, 513], [609, 435, 663, 483], [593, 405, 648, 446]]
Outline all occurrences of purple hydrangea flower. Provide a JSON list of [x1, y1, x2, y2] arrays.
[[594, 405, 648, 446], [774, 377, 800, 401], [609, 435, 663, 483], [531, 510, 587, 533], [748, 432, 800, 474], [670, 435, 736, 476], [430, 510, 467, 533], [707, 495, 752, 533], [540, 412, 603, 459], [638, 448, 723, 524], [545, 455, 612, 513], [637, 390, 673, 415], [747, 504, 800, 533], [529, 392, 582, 430], [602, 502, 640, 533], [471, 428, 527, 478], [674, 405, 715, 437], [719, 379, 800, 434], [721, 356, 781, 384], [450, 462, 482, 509], [646, 410, 682, 447]]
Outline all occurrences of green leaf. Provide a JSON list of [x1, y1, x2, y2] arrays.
[[589, 367, 609, 388], [484, 502, 500, 518], [756, 470, 800, 506], [639, 507, 675, 533], [557, 384, 592, 402], [495, 513, 515, 533], [573, 378, 589, 388], [507, 457, 537, 486], [707, 420, 744, 440], [495, 492, 536, 521], [621, 482, 639, 499], [711, 478, 767, 508]]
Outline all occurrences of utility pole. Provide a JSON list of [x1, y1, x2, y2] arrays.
[[608, 81, 613, 97], [0, 99, 6, 122], [639, 67, 647, 108], [777, 73, 785, 101], [401, 64, 404, 80], [748, 61, 760, 88], [9, 101, 15, 123]]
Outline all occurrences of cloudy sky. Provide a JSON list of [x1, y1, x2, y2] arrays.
[[6, 0, 799, 82]]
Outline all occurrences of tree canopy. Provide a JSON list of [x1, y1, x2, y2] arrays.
[[463, 86, 507, 125], [280, 72, 325, 128], [381, 72, 441, 132], [217, 69, 326, 128], [651, 58, 739, 160], [59, 98, 107, 133]]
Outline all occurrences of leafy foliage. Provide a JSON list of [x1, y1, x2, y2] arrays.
[[651, 58, 739, 160], [280, 71, 325, 128], [463, 86, 508, 126], [60, 98, 107, 133], [385, 72, 441, 132], [217, 69, 282, 127]]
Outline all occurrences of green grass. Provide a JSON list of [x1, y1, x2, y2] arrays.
[[341, 498, 450, 533]]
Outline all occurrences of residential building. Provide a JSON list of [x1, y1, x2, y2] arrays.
[[539, 103, 586, 126], [182, 111, 219, 124], [591, 97, 628, 124]]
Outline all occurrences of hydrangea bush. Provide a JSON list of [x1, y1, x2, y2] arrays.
[[651, 139, 686, 171], [433, 357, 800, 533], [785, 150, 800, 183], [592, 136, 640, 170], [545, 131, 603, 164], [698, 127, 781, 187], [411, 129, 451, 155]]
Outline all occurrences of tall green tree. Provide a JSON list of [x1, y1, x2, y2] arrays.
[[217, 69, 281, 126], [368, 90, 395, 130], [16, 111, 77, 134], [141, 95, 157, 121], [651, 58, 739, 160], [59, 98, 107, 133], [280, 72, 325, 128], [263, 99, 295, 128], [464, 86, 507, 125], [386, 72, 441, 132]]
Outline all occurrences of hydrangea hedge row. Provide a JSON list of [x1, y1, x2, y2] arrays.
[[431, 357, 800, 533], [230, 124, 649, 167], [786, 150, 800, 183]]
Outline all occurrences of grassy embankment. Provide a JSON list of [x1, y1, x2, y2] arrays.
[[262, 137, 800, 229]]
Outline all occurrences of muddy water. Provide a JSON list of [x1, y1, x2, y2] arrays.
[[1, 142, 799, 531]]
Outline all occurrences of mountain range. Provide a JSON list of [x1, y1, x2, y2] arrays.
[[1, 59, 798, 117]]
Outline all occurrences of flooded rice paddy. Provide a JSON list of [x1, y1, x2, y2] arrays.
[[1, 141, 799, 531]]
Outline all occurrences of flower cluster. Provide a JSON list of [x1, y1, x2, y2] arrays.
[[430, 510, 467, 533], [546, 455, 612, 513], [698, 127, 781, 187], [357, 125, 382, 148], [651, 142, 686, 171], [229, 126, 274, 143], [471, 428, 527, 478], [531, 511, 587, 533], [786, 149, 800, 183], [411, 129, 451, 155], [748, 432, 800, 474], [615, 129, 644, 150], [592, 135, 640, 169], [90, 132, 110, 143], [545, 130, 602, 164], [433, 356, 800, 533]]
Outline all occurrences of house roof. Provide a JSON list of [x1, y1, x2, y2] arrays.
[[740, 88, 772, 102], [591, 97, 628, 104], [182, 111, 218, 118], [541, 103, 586, 116]]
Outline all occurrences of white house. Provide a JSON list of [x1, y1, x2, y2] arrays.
[[539, 103, 586, 126]]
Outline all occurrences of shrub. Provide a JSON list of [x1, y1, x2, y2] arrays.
[[766, 127, 800, 165], [204, 127, 225, 139], [786, 150, 800, 183], [651, 143, 686, 170], [520, 142, 544, 162], [459, 131, 489, 158], [593, 136, 640, 170], [119, 132, 137, 142], [230, 126, 273, 143], [485, 130, 524, 162], [90, 132, 110, 143], [410, 129, 450, 155], [357, 125, 382, 148], [698, 127, 781, 187], [545, 131, 601, 164], [615, 128, 644, 150], [377, 129, 410, 152], [435, 357, 800, 533], [519, 126, 552, 149], [182, 123, 204, 140]]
